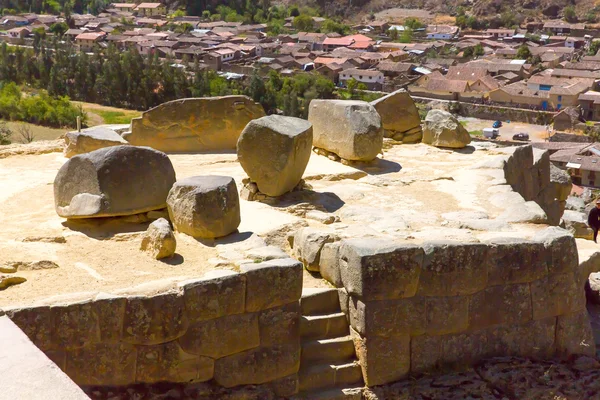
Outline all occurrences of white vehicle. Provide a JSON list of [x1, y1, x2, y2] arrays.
[[483, 128, 500, 139]]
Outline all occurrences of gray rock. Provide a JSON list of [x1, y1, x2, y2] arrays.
[[370, 89, 421, 138], [140, 218, 176, 259], [245, 246, 289, 262], [562, 210, 594, 240], [586, 272, 600, 304], [566, 196, 586, 212], [293, 228, 339, 272], [54, 145, 176, 219], [498, 201, 548, 224], [237, 115, 313, 197], [64, 127, 128, 158], [308, 99, 383, 161], [422, 110, 471, 149], [167, 176, 240, 239], [550, 164, 572, 202]]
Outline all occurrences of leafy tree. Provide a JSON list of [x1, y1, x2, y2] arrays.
[[404, 17, 423, 29], [474, 43, 484, 56], [463, 47, 474, 57], [346, 78, 358, 94], [587, 12, 597, 23], [289, 5, 300, 17], [516, 45, 531, 60], [0, 122, 12, 145], [398, 27, 413, 43], [389, 27, 399, 40], [589, 40, 600, 56], [293, 14, 314, 31], [49, 22, 68, 37], [564, 6, 577, 23]]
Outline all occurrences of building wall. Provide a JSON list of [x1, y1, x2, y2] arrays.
[[3, 259, 303, 395]]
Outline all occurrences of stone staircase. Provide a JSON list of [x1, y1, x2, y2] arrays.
[[294, 288, 364, 400]]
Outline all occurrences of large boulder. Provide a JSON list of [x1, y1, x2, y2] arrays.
[[140, 218, 176, 259], [308, 100, 383, 161], [123, 96, 266, 153], [237, 115, 313, 197], [562, 210, 594, 240], [64, 127, 129, 158], [422, 110, 471, 149], [167, 176, 240, 239], [370, 89, 422, 139], [54, 146, 176, 219]]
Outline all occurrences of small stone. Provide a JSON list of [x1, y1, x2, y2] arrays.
[[18, 261, 60, 271], [0, 275, 26, 290], [305, 210, 337, 225], [140, 218, 177, 260]]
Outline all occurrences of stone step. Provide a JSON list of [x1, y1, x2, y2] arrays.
[[299, 362, 363, 392], [300, 312, 349, 340], [301, 335, 356, 364], [301, 288, 341, 316], [292, 386, 363, 400]]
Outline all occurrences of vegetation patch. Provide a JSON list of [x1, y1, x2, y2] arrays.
[[94, 110, 141, 125]]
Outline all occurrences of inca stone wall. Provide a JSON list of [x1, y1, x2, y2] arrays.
[[302, 229, 595, 387], [2, 259, 303, 396]]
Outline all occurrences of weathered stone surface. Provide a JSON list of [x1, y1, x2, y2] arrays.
[[550, 164, 572, 202], [64, 127, 128, 158], [93, 293, 126, 343], [124, 96, 266, 153], [180, 270, 245, 323], [486, 318, 556, 359], [178, 313, 260, 358], [308, 99, 383, 161], [258, 302, 300, 346], [370, 89, 421, 138], [54, 146, 176, 219], [293, 227, 338, 272], [122, 290, 188, 345], [214, 344, 301, 387], [320, 242, 342, 287], [237, 115, 313, 197], [556, 311, 596, 357], [417, 241, 489, 297], [140, 218, 176, 259], [240, 258, 303, 312], [51, 301, 99, 350], [531, 272, 584, 320], [422, 110, 471, 149], [498, 201, 548, 224], [563, 210, 594, 240], [469, 284, 532, 330], [339, 238, 423, 301], [533, 227, 579, 275], [66, 343, 137, 386], [350, 327, 410, 386], [167, 175, 240, 239], [269, 373, 299, 397], [5, 306, 53, 351], [245, 246, 289, 262], [136, 341, 214, 384], [485, 238, 547, 285]]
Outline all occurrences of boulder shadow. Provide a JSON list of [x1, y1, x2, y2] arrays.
[[261, 189, 346, 213], [348, 157, 402, 176], [160, 253, 184, 265], [451, 145, 476, 154], [193, 230, 254, 248], [62, 217, 150, 240]]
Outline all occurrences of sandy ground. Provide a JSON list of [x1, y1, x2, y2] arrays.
[[459, 117, 551, 142], [0, 140, 596, 308]]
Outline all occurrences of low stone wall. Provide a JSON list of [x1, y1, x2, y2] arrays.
[[2, 259, 303, 395], [320, 231, 595, 386]]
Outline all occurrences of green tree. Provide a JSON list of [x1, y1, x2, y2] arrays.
[[589, 40, 600, 55], [564, 6, 577, 23], [293, 14, 314, 31], [474, 43, 484, 56], [49, 22, 68, 37], [289, 5, 300, 17], [398, 27, 413, 43], [0, 122, 12, 145], [516, 45, 531, 60], [389, 27, 399, 40], [404, 17, 423, 29]]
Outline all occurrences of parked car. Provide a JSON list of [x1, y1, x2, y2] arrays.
[[512, 133, 529, 141], [492, 120, 502, 128], [483, 128, 500, 139]]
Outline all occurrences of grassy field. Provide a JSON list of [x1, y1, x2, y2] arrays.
[[2, 121, 66, 143], [74, 102, 142, 127]]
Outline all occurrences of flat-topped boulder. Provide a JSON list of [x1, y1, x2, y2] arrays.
[[308, 99, 383, 161], [123, 96, 266, 153], [370, 89, 422, 141], [237, 115, 313, 197], [54, 146, 176, 219], [64, 127, 128, 158], [167, 176, 240, 239], [422, 110, 471, 149]]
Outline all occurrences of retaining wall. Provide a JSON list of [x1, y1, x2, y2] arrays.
[[2, 258, 303, 396], [315, 231, 595, 386]]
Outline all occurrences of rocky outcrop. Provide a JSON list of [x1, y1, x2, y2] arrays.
[[54, 146, 176, 219], [308, 100, 383, 161], [562, 210, 594, 240], [370, 89, 422, 143], [122, 96, 266, 153], [422, 110, 471, 148], [64, 127, 128, 158], [237, 115, 313, 197], [167, 176, 240, 239], [140, 218, 176, 260]]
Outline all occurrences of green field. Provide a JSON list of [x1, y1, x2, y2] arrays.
[[93, 110, 141, 125]]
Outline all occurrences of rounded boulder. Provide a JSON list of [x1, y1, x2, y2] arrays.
[[237, 115, 313, 197], [167, 176, 240, 239], [422, 110, 471, 149], [54, 145, 176, 219]]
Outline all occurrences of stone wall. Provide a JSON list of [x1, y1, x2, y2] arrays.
[[312, 231, 595, 387], [2, 259, 303, 396]]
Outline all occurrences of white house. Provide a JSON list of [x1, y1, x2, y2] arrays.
[[339, 68, 384, 90], [425, 25, 459, 40]]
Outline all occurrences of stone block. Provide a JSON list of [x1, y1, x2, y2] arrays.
[[410, 334, 443, 373], [178, 313, 259, 359], [122, 290, 188, 345], [240, 258, 303, 312], [269, 373, 299, 397], [93, 293, 126, 343], [486, 317, 556, 359], [5, 306, 53, 352], [213, 344, 300, 388], [51, 301, 99, 350], [556, 311, 597, 357], [293, 227, 338, 272], [320, 242, 342, 287], [64, 127, 128, 158], [45, 350, 67, 371], [469, 284, 532, 330], [533, 227, 579, 275], [350, 327, 410, 386], [486, 238, 547, 285], [179, 270, 246, 323], [531, 272, 585, 320], [441, 330, 489, 367], [417, 241, 489, 297], [348, 297, 426, 337], [258, 302, 300, 346], [66, 343, 137, 386], [424, 296, 470, 335], [339, 238, 423, 301], [136, 341, 214, 384]]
